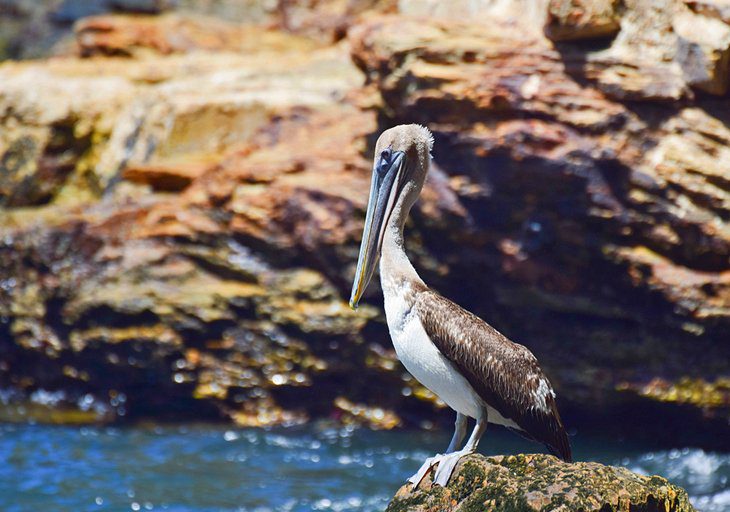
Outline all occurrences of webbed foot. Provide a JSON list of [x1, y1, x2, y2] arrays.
[[432, 449, 471, 487], [407, 454, 441, 487]]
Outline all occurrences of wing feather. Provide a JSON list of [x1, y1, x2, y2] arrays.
[[414, 287, 572, 462]]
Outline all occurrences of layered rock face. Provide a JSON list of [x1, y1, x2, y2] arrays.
[[0, 0, 728, 446], [387, 453, 696, 512], [349, 1, 730, 445]]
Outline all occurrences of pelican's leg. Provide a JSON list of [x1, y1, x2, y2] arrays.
[[446, 412, 468, 453], [407, 412, 468, 487], [432, 409, 488, 487]]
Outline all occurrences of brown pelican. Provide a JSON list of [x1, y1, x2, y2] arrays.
[[349, 124, 572, 487]]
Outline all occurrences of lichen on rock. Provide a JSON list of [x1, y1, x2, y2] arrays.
[[387, 453, 697, 512]]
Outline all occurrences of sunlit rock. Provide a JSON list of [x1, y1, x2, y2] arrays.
[[545, 0, 621, 41], [349, 8, 730, 444], [0, 1, 728, 446], [674, 10, 730, 94], [388, 453, 696, 512]]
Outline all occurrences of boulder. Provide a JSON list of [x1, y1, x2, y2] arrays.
[[388, 453, 696, 512], [547, 0, 730, 98], [674, 10, 730, 94]]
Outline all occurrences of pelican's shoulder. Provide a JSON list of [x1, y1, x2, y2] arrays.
[[410, 284, 528, 356], [412, 285, 548, 386]]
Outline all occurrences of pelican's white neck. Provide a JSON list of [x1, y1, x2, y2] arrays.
[[379, 183, 424, 296]]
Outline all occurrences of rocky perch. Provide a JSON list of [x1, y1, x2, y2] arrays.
[[388, 454, 696, 512]]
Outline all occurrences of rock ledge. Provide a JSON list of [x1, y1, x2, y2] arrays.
[[388, 453, 696, 512]]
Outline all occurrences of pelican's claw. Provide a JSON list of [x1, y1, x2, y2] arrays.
[[432, 449, 470, 487], [407, 455, 441, 487]]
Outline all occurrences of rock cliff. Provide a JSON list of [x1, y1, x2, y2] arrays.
[[0, 0, 728, 446]]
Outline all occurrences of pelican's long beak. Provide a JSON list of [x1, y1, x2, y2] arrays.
[[349, 149, 405, 309]]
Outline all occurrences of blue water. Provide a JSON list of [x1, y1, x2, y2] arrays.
[[1, 423, 728, 512]]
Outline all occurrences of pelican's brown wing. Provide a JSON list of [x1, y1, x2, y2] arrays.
[[414, 286, 572, 462]]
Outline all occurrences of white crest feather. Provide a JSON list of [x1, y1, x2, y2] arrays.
[[417, 124, 434, 152]]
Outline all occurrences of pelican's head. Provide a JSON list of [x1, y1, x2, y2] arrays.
[[349, 124, 433, 309]]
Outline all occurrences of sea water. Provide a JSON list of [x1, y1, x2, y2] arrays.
[[1, 423, 728, 512]]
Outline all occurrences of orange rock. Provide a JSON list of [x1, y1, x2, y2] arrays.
[[74, 14, 321, 57], [123, 160, 215, 191], [545, 0, 622, 41]]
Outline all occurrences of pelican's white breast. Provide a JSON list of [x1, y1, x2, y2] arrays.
[[383, 282, 483, 419]]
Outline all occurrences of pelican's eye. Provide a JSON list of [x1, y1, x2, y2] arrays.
[[378, 148, 392, 174]]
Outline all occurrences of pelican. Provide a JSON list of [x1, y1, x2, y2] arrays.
[[349, 124, 572, 487]]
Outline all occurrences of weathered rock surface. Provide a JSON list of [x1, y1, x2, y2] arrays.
[[545, 0, 622, 41], [349, 6, 730, 446], [387, 453, 696, 512], [0, 0, 729, 446], [0, 24, 402, 426], [0, 0, 394, 60]]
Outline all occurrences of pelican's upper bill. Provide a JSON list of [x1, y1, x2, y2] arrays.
[[349, 124, 433, 309]]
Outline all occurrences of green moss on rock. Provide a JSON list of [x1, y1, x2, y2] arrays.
[[387, 453, 696, 512]]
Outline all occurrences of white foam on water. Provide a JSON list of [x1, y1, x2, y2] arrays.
[[625, 448, 730, 512], [694, 489, 730, 511]]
